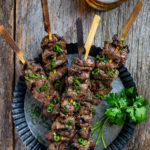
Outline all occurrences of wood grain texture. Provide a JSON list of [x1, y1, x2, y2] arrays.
[[0, 0, 14, 150], [14, 0, 150, 149]]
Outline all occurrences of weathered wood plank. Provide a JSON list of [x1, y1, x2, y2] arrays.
[[15, 0, 150, 149], [0, 0, 14, 150]]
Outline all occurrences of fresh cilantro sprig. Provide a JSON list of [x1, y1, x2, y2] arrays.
[[92, 87, 148, 149]]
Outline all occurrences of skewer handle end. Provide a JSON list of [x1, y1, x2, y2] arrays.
[[84, 14, 100, 60], [0, 25, 25, 64]]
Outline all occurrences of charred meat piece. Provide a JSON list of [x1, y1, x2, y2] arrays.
[[79, 102, 92, 115], [51, 114, 75, 138], [78, 126, 92, 140], [45, 130, 70, 142], [53, 78, 66, 94], [91, 80, 112, 95], [76, 114, 92, 127], [93, 69, 119, 81], [72, 134, 95, 150], [100, 35, 129, 65], [67, 72, 90, 83], [44, 53, 67, 69], [48, 65, 68, 82], [43, 97, 61, 121], [96, 60, 117, 70], [41, 34, 68, 90], [47, 142, 65, 150], [61, 96, 80, 115], [41, 34, 66, 55], [21, 60, 59, 104], [71, 57, 95, 72]]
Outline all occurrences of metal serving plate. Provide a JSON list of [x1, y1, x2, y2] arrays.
[[12, 44, 136, 150]]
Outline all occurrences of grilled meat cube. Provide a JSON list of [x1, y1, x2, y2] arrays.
[[60, 95, 80, 114], [79, 126, 92, 139], [21, 60, 58, 104], [93, 69, 119, 81], [101, 35, 129, 65], [96, 60, 117, 70], [77, 114, 92, 127], [79, 102, 92, 115], [71, 57, 95, 72], [53, 78, 66, 94], [51, 115, 75, 138], [91, 80, 112, 95], [47, 142, 65, 150], [65, 76, 74, 85], [41, 34, 66, 52], [48, 65, 68, 82], [45, 130, 70, 142], [71, 63, 94, 72], [61, 97, 76, 115], [73, 57, 95, 68], [67, 72, 90, 83], [66, 87, 78, 99], [44, 52, 67, 69], [43, 103, 60, 121], [77, 71, 90, 80], [42, 49, 58, 64], [72, 134, 95, 150]]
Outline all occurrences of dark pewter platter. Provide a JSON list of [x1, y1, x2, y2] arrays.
[[12, 43, 136, 150]]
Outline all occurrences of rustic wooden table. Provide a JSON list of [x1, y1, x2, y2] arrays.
[[0, 0, 150, 150]]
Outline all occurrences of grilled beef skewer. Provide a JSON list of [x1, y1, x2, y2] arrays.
[[21, 60, 60, 121], [69, 57, 95, 150], [41, 34, 68, 120], [91, 34, 129, 104], [41, 34, 68, 88], [45, 57, 95, 150]]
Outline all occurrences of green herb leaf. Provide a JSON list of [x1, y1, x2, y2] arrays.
[[40, 85, 48, 92], [118, 97, 128, 109], [53, 132, 60, 142], [47, 56, 57, 71], [92, 68, 100, 75], [94, 93, 106, 99], [53, 43, 63, 53], [25, 76, 30, 81], [96, 55, 107, 62], [73, 99, 80, 110], [54, 80, 60, 89], [106, 93, 119, 106], [126, 106, 136, 122], [135, 107, 147, 123]]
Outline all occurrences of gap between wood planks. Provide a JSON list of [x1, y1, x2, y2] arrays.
[[12, 0, 16, 149]]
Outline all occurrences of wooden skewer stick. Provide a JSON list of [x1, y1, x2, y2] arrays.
[[0, 25, 25, 64], [121, 0, 143, 40], [76, 18, 84, 59], [84, 14, 100, 60], [41, 0, 52, 40]]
